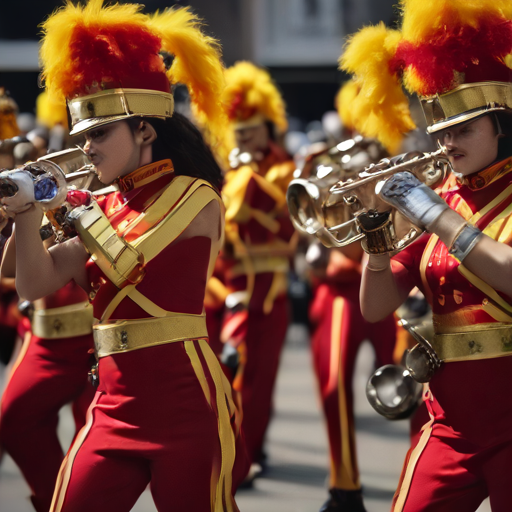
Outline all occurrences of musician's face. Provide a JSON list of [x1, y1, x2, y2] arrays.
[[438, 115, 501, 176], [83, 120, 154, 184], [235, 123, 270, 159]]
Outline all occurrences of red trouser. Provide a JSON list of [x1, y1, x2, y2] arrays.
[[392, 356, 512, 512], [310, 283, 397, 490], [226, 296, 289, 464], [50, 340, 242, 512], [0, 331, 95, 512]]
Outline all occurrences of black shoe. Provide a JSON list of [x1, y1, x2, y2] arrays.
[[319, 488, 367, 512], [237, 462, 263, 490]]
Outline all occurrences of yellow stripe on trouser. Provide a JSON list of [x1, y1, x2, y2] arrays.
[[184, 340, 218, 510], [331, 297, 359, 490], [198, 339, 237, 512], [50, 392, 101, 512], [393, 409, 434, 512]]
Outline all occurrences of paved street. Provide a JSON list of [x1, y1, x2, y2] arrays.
[[0, 326, 491, 512]]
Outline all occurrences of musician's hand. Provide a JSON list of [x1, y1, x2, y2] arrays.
[[378, 171, 449, 230], [0, 171, 35, 214]]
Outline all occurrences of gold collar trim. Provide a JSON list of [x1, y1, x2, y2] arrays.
[[458, 157, 512, 191], [117, 159, 174, 193]]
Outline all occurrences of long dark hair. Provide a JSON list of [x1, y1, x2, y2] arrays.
[[128, 113, 223, 191], [495, 111, 512, 161]]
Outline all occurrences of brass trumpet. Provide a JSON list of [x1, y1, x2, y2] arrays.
[[287, 136, 388, 248], [288, 146, 451, 254]]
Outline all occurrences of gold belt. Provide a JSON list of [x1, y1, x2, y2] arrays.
[[432, 325, 512, 362], [32, 302, 93, 339], [93, 314, 208, 358]]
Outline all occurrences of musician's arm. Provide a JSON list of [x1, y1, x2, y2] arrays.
[[1, 230, 16, 278], [360, 253, 414, 322], [14, 206, 89, 300]]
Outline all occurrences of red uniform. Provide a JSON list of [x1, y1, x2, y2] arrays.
[[310, 254, 397, 491], [390, 159, 512, 512], [0, 281, 94, 512], [50, 162, 243, 512], [218, 145, 296, 465]]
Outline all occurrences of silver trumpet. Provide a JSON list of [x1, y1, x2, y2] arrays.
[[0, 147, 96, 211], [288, 145, 451, 254]]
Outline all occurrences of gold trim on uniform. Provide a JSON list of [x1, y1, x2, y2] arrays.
[[32, 302, 93, 339], [73, 201, 145, 289], [93, 314, 208, 358]]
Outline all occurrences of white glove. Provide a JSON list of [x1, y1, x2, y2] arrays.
[[378, 171, 449, 230], [0, 171, 36, 214]]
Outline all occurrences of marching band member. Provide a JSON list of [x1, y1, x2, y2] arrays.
[[308, 81, 398, 512], [0, 246, 95, 512], [342, 1, 512, 510], [218, 61, 297, 477], [3, 1, 243, 510]]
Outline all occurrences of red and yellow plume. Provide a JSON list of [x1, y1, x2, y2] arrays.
[[40, 0, 164, 101], [40, 0, 226, 139], [340, 23, 415, 153], [148, 7, 227, 145], [340, 0, 512, 142], [397, 0, 512, 96], [222, 61, 288, 133]]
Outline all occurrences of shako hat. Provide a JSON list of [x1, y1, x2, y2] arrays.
[[339, 0, 512, 148], [40, 0, 227, 138]]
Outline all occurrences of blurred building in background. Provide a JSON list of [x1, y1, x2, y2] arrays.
[[0, 0, 396, 125]]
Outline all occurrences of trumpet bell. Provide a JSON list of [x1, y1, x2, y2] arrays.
[[366, 364, 423, 420], [287, 178, 361, 247], [287, 136, 385, 247]]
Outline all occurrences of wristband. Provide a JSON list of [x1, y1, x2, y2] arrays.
[[448, 223, 482, 262], [366, 253, 391, 271]]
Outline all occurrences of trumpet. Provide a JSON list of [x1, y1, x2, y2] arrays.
[[0, 148, 97, 241], [287, 136, 388, 248], [0, 147, 96, 207], [288, 146, 451, 254]]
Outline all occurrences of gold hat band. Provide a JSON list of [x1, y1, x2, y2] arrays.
[[67, 88, 174, 135], [232, 113, 266, 131], [420, 81, 512, 134]]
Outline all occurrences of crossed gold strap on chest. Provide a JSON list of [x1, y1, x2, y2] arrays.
[[74, 176, 222, 357]]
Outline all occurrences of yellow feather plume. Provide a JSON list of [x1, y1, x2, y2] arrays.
[[148, 7, 227, 147], [340, 23, 416, 153], [223, 61, 288, 133], [401, 0, 512, 44], [36, 91, 68, 129], [335, 80, 360, 130], [40, 0, 149, 101]]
